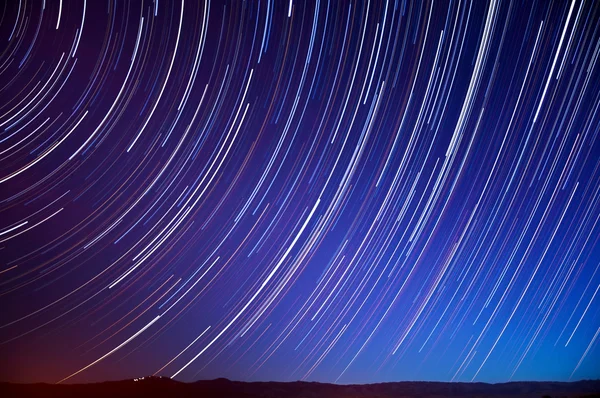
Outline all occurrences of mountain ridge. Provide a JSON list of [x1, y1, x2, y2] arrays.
[[2, 377, 600, 397]]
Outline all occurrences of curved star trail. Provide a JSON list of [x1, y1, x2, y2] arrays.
[[0, 0, 599, 384]]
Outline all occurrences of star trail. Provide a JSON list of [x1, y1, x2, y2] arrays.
[[0, 0, 599, 385]]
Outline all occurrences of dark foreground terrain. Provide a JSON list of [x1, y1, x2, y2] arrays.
[[1, 377, 600, 398]]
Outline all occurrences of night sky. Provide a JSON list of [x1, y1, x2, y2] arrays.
[[0, 0, 599, 385]]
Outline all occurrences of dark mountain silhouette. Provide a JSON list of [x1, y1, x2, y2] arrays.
[[1, 376, 600, 398]]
